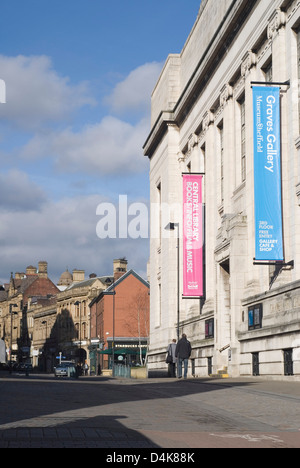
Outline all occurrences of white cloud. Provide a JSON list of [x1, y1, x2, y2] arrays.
[[55, 115, 150, 174], [105, 62, 162, 115], [9, 60, 160, 176], [0, 170, 47, 211], [0, 55, 95, 130], [20, 115, 150, 175], [0, 59, 154, 283], [0, 193, 149, 284]]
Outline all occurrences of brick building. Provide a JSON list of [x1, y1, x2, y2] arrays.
[[90, 261, 150, 371]]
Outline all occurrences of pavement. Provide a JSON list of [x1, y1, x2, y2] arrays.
[[0, 372, 300, 449]]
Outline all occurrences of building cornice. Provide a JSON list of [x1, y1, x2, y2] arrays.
[[143, 0, 258, 159]]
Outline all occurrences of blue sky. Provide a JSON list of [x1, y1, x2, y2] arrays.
[[0, 0, 201, 283]]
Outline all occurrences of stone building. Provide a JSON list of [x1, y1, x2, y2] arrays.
[[0, 260, 134, 371], [55, 269, 112, 370], [29, 295, 58, 372], [0, 262, 59, 365], [0, 260, 128, 372], [57, 269, 73, 290], [144, 0, 300, 379]]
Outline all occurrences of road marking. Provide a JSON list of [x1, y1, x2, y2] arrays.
[[210, 433, 284, 444]]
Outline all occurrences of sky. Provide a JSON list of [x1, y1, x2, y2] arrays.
[[0, 0, 201, 284]]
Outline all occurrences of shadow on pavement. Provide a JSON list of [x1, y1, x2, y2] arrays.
[[0, 373, 276, 448]]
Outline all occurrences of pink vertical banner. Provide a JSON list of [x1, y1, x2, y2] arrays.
[[183, 174, 203, 297]]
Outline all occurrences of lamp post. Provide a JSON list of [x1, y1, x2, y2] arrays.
[[165, 223, 180, 340], [41, 320, 48, 372], [105, 277, 115, 374], [9, 303, 18, 373], [74, 301, 82, 366]]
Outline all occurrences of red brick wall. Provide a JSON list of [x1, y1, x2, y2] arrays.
[[97, 273, 149, 348]]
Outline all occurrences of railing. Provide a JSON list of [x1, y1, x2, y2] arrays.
[[113, 364, 131, 378]]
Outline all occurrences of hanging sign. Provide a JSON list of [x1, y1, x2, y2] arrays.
[[183, 174, 203, 297], [253, 86, 284, 261]]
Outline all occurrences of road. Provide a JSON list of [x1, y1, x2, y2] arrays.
[[0, 373, 299, 449]]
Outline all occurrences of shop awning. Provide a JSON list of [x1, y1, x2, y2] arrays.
[[97, 348, 146, 356]]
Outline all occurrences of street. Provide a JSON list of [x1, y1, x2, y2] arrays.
[[0, 373, 300, 449]]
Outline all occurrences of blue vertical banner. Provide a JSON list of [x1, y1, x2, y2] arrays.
[[253, 86, 284, 261]]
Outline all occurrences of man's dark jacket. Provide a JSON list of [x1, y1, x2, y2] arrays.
[[175, 337, 191, 359]]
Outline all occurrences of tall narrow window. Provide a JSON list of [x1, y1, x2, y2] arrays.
[[200, 143, 206, 175], [218, 122, 224, 204], [157, 182, 161, 246], [205, 318, 214, 339], [239, 95, 246, 182], [158, 283, 162, 328], [248, 304, 263, 330], [297, 27, 300, 131], [262, 58, 272, 83], [82, 322, 87, 340]]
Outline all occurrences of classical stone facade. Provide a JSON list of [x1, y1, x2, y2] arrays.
[[144, 0, 300, 380], [0, 262, 59, 366], [55, 270, 112, 369]]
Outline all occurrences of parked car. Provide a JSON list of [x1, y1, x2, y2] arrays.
[[54, 361, 77, 378]]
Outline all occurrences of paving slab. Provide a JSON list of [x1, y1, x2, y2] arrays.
[[0, 373, 299, 448]]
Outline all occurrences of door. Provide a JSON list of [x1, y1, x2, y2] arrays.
[[252, 352, 259, 376], [284, 349, 293, 376], [208, 357, 212, 376]]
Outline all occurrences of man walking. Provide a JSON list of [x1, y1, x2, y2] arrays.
[[175, 334, 191, 379], [167, 339, 177, 377]]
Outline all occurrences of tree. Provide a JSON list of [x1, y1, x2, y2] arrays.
[[122, 288, 149, 365]]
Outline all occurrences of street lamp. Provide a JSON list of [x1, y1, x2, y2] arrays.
[[105, 277, 115, 374], [41, 320, 48, 372], [9, 303, 18, 373], [74, 301, 82, 366], [165, 223, 180, 340]]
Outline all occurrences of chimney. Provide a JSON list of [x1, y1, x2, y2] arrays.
[[15, 272, 26, 280], [113, 258, 128, 282], [26, 265, 37, 276], [72, 269, 85, 283], [38, 261, 48, 279]]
